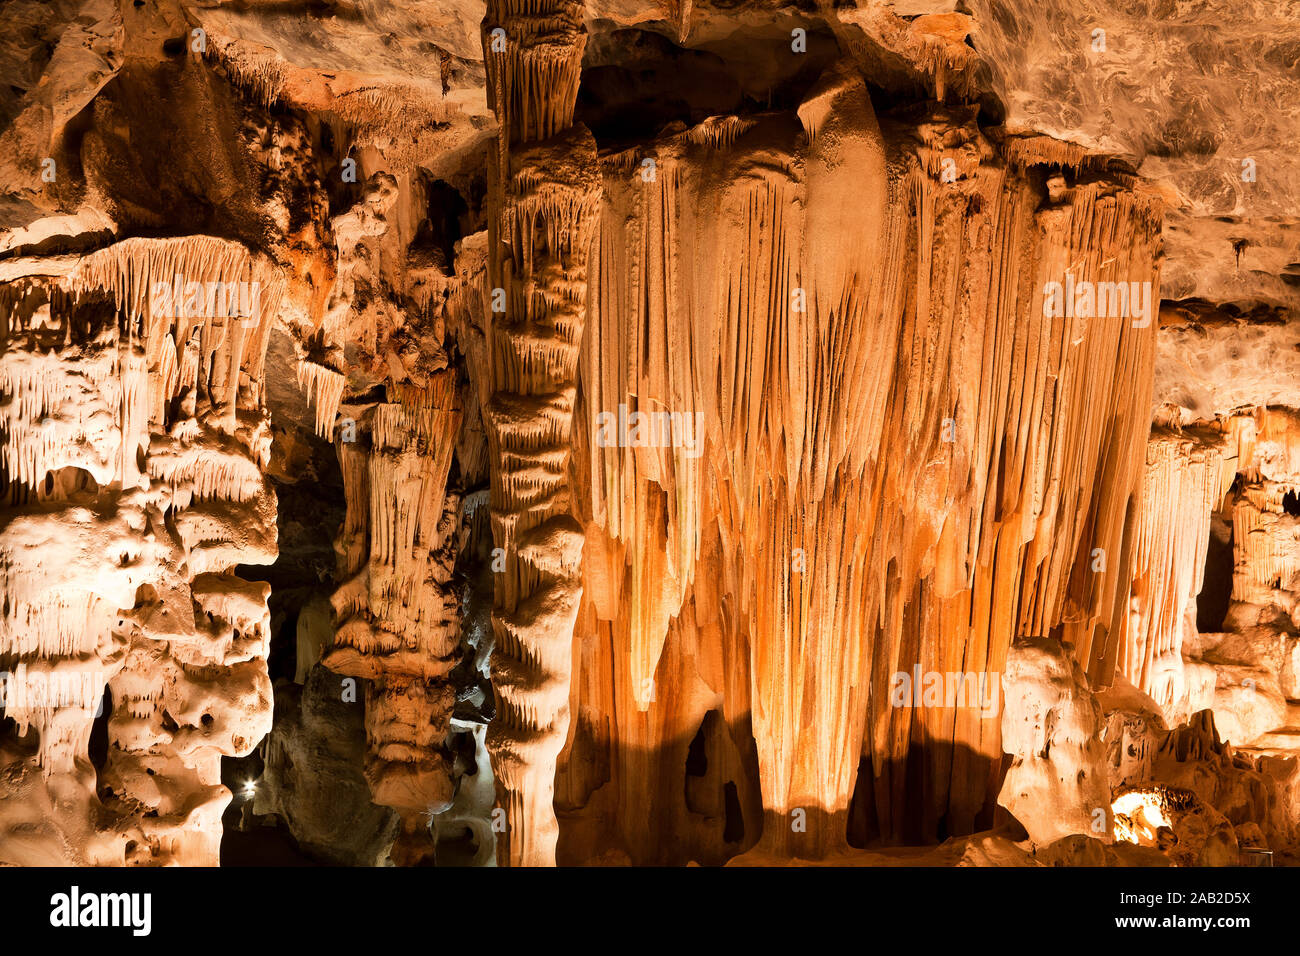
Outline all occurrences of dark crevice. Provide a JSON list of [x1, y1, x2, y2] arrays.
[[1197, 494, 1236, 633], [685, 715, 710, 778], [88, 687, 111, 771], [576, 24, 843, 150], [723, 782, 745, 844]]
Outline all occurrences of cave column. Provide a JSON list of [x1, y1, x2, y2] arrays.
[[479, 0, 601, 866]]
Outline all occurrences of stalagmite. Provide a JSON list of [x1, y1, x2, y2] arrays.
[[998, 636, 1110, 846]]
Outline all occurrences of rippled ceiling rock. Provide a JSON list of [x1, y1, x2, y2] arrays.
[[966, 0, 1300, 311]]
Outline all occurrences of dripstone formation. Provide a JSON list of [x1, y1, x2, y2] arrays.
[[0, 0, 1296, 867]]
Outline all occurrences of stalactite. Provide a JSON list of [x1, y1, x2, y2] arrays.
[[481, 0, 586, 147], [0, 237, 281, 865], [6, 0, 1297, 873], [323, 374, 463, 863], [201, 36, 289, 110], [1120, 427, 1235, 717], [557, 78, 1164, 861], [1232, 410, 1300, 605], [296, 360, 346, 438]]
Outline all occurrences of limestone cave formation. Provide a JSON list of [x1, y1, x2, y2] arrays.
[[0, 0, 1298, 870]]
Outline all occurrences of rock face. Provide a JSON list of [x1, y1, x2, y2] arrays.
[[999, 637, 1111, 847], [0, 0, 1297, 867], [1111, 708, 1300, 866], [253, 665, 399, 866]]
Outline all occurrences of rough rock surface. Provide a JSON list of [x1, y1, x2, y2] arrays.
[[0, 0, 1297, 867], [251, 665, 399, 866]]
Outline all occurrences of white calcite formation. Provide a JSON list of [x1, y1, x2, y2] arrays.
[[0, 237, 281, 865], [999, 636, 1111, 847]]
